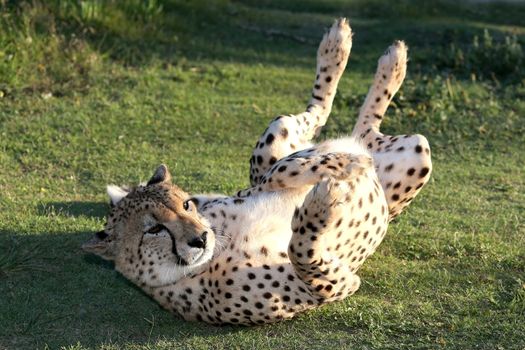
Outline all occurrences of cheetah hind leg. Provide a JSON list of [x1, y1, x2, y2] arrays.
[[249, 18, 353, 186], [288, 157, 389, 303], [351, 41, 432, 220]]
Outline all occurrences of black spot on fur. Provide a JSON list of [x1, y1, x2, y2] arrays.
[[419, 167, 430, 178]]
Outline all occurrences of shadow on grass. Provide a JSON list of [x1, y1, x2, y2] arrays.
[[1, 227, 523, 348]]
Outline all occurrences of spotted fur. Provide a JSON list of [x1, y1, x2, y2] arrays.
[[83, 18, 432, 325]]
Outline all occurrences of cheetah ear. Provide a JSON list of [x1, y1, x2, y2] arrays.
[[82, 230, 116, 261], [147, 164, 172, 186], [107, 185, 129, 206]]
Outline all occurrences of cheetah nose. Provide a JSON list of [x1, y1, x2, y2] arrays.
[[188, 231, 208, 249]]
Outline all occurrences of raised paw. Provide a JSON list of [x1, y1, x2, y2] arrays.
[[317, 18, 353, 66], [352, 40, 409, 138], [307, 18, 353, 133], [320, 153, 373, 182], [377, 40, 407, 92]]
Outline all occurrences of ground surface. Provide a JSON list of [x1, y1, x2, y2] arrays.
[[0, 1, 524, 349]]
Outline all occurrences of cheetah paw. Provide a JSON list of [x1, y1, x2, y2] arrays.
[[377, 40, 408, 85], [317, 18, 353, 66], [337, 153, 373, 180]]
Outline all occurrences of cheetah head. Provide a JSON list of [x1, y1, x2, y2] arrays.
[[82, 165, 215, 287]]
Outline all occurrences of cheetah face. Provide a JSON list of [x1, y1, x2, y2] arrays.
[[82, 165, 216, 287]]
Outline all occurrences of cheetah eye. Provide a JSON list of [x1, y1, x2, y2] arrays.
[[146, 224, 165, 234]]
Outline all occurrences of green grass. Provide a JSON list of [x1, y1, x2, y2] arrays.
[[1, 0, 524, 349]]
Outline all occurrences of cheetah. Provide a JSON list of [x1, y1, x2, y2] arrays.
[[82, 19, 432, 325]]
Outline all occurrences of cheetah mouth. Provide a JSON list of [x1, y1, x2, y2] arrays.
[[174, 253, 189, 266], [171, 238, 211, 267], [171, 242, 192, 266], [174, 248, 213, 268]]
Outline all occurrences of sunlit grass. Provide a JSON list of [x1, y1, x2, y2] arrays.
[[0, 1, 524, 349]]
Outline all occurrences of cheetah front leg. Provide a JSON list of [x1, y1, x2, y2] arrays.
[[351, 41, 432, 220], [249, 18, 352, 185], [288, 158, 389, 302], [238, 150, 371, 197]]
